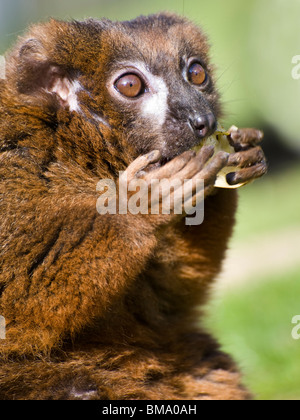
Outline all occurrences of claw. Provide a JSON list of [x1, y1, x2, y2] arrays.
[[229, 127, 264, 147], [227, 146, 266, 168], [226, 161, 268, 185], [193, 124, 267, 188]]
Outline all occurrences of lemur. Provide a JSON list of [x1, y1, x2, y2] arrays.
[[0, 13, 267, 400]]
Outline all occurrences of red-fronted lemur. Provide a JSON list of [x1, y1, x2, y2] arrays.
[[0, 13, 267, 400]]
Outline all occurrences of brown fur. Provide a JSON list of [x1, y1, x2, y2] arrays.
[[0, 13, 254, 400]]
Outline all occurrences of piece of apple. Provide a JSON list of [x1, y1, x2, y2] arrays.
[[193, 125, 248, 189]]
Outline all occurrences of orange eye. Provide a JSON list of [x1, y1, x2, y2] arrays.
[[188, 62, 207, 86], [115, 74, 143, 98]]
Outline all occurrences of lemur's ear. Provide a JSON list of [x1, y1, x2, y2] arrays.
[[14, 38, 80, 110]]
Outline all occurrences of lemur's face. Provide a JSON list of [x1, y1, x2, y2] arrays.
[[8, 14, 221, 163], [100, 15, 221, 161], [106, 57, 218, 162]]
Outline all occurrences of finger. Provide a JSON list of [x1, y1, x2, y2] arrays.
[[194, 151, 229, 186], [181, 182, 215, 211], [203, 184, 216, 199], [197, 145, 215, 165], [169, 146, 215, 181], [147, 150, 195, 181], [226, 161, 268, 185], [126, 150, 161, 179], [229, 127, 264, 147], [227, 146, 266, 168]]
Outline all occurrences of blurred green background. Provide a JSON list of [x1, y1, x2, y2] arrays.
[[1, 0, 299, 400]]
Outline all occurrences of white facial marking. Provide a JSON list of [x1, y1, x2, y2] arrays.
[[141, 71, 169, 127], [112, 62, 169, 128]]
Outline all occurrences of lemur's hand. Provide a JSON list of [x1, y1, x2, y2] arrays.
[[226, 127, 268, 186], [121, 146, 229, 223]]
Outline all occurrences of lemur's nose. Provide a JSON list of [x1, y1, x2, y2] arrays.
[[189, 113, 217, 138]]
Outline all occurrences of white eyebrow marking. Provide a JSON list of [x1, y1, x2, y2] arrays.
[[128, 62, 169, 127], [141, 72, 169, 127]]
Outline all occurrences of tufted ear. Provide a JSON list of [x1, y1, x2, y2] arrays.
[[13, 38, 80, 111]]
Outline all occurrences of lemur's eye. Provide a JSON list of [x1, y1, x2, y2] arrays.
[[188, 62, 207, 86], [115, 74, 143, 98]]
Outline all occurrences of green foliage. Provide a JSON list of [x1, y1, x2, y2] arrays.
[[205, 165, 300, 400], [233, 165, 300, 243], [206, 267, 300, 400]]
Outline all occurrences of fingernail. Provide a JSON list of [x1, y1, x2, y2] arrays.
[[226, 172, 236, 185], [147, 150, 161, 161], [221, 152, 230, 160]]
